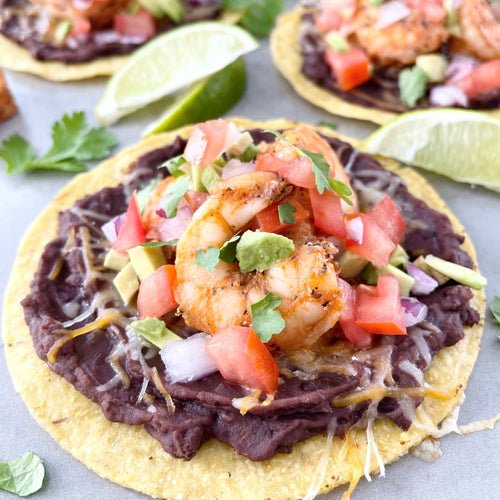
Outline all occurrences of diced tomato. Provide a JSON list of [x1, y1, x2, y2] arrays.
[[256, 153, 316, 189], [251, 196, 310, 233], [454, 59, 500, 99], [316, 0, 357, 31], [325, 47, 371, 91], [206, 326, 279, 394], [113, 193, 145, 253], [345, 214, 396, 267], [113, 10, 156, 39], [355, 275, 406, 335], [309, 188, 346, 238], [70, 17, 91, 37], [315, 9, 343, 32], [137, 265, 177, 319], [184, 119, 241, 168], [338, 279, 374, 348], [184, 191, 208, 212], [366, 195, 406, 245]]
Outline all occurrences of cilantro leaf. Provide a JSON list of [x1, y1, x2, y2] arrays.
[[140, 240, 178, 248], [0, 452, 45, 497], [223, 0, 284, 37], [137, 179, 161, 212], [195, 247, 220, 271], [398, 66, 429, 107], [251, 293, 285, 342], [162, 176, 190, 218], [328, 178, 353, 205], [490, 296, 500, 325], [0, 135, 37, 174], [278, 202, 297, 225], [0, 112, 117, 174], [219, 234, 241, 263], [159, 155, 186, 177]]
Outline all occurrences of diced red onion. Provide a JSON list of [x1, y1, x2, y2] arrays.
[[407, 262, 438, 295], [221, 159, 256, 180], [160, 333, 218, 383], [101, 214, 123, 243], [401, 297, 428, 327], [429, 85, 468, 107], [346, 216, 363, 244], [446, 55, 477, 83], [376, 1, 411, 29], [156, 205, 193, 241]]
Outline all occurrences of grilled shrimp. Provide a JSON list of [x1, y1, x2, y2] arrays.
[[354, 0, 449, 66], [174, 171, 344, 352], [458, 0, 500, 60]]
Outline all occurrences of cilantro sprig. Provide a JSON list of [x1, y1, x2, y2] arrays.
[[223, 0, 284, 37], [265, 130, 353, 204], [278, 202, 297, 225], [193, 234, 242, 271], [251, 293, 285, 342], [162, 176, 190, 218], [0, 112, 117, 174], [398, 66, 428, 107], [0, 452, 45, 497]]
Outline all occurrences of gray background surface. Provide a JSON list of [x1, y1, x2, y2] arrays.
[[1, 2, 499, 498]]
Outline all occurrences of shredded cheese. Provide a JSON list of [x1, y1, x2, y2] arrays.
[[151, 367, 175, 413], [231, 390, 275, 415]]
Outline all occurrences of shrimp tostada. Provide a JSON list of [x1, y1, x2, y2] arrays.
[[271, 1, 500, 124], [0, 0, 235, 80], [3, 118, 486, 498]]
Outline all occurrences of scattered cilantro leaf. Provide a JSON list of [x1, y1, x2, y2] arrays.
[[223, 0, 284, 37], [162, 176, 190, 218], [140, 240, 178, 248], [265, 130, 352, 197], [317, 120, 338, 130], [194, 247, 220, 272], [219, 234, 241, 263], [398, 66, 429, 107], [0, 112, 117, 174], [137, 179, 161, 212], [159, 155, 186, 177], [490, 296, 500, 325], [328, 178, 353, 205], [278, 202, 297, 225], [251, 293, 285, 342], [0, 452, 45, 497]]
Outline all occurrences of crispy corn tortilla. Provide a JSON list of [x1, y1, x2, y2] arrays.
[[0, 12, 240, 81], [271, 9, 500, 125], [3, 118, 485, 499]]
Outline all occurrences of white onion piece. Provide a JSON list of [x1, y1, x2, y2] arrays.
[[160, 333, 218, 383], [156, 205, 193, 241], [407, 262, 439, 295], [221, 159, 256, 180], [401, 297, 428, 327], [376, 1, 410, 29], [346, 216, 364, 244], [101, 214, 122, 243], [429, 85, 468, 107], [446, 55, 477, 83]]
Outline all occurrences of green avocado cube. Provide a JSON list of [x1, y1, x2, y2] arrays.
[[104, 248, 130, 271], [424, 255, 487, 290], [339, 251, 368, 279], [413, 255, 449, 285], [128, 246, 167, 281], [226, 132, 253, 157], [389, 245, 409, 268], [113, 263, 139, 305], [379, 264, 415, 296], [201, 164, 221, 192]]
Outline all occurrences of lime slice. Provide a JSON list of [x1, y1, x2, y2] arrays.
[[95, 22, 258, 125], [362, 109, 500, 192], [142, 57, 246, 136]]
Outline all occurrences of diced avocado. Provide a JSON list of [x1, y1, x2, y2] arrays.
[[424, 255, 487, 290], [138, 0, 164, 18], [201, 164, 221, 192], [339, 251, 367, 279], [379, 265, 415, 296], [227, 132, 253, 157], [413, 255, 448, 285], [131, 317, 180, 348], [189, 164, 206, 193], [361, 263, 379, 285], [159, 0, 184, 22], [128, 246, 166, 281], [236, 230, 295, 273], [325, 32, 349, 53], [416, 54, 447, 83], [53, 20, 72, 45], [239, 144, 260, 162], [113, 263, 139, 305], [389, 245, 409, 268], [104, 249, 129, 271]]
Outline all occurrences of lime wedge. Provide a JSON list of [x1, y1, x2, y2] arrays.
[[95, 22, 258, 125], [142, 57, 247, 136], [362, 109, 500, 192]]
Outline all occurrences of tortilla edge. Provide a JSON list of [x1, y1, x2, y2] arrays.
[[2, 117, 485, 499]]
